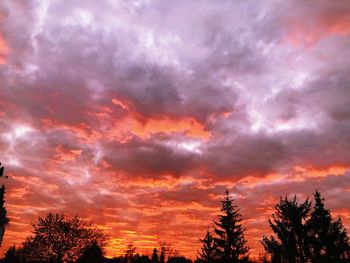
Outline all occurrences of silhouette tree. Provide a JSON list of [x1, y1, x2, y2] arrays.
[[1, 245, 20, 263], [0, 162, 9, 246], [20, 213, 107, 262], [308, 191, 350, 262], [76, 240, 105, 263], [263, 192, 350, 263], [152, 248, 159, 263], [125, 243, 136, 263], [159, 241, 176, 262], [213, 190, 249, 263], [159, 246, 165, 263], [262, 195, 311, 263], [198, 230, 217, 263], [0, 186, 9, 247]]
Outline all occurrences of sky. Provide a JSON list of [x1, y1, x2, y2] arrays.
[[1, 0, 350, 259]]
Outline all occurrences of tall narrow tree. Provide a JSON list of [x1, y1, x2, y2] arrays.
[[308, 191, 350, 262], [152, 248, 159, 263], [214, 190, 249, 263], [0, 185, 9, 246]]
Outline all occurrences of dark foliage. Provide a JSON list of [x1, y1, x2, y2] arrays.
[[307, 191, 350, 262], [133, 255, 152, 263], [1, 245, 21, 263], [159, 246, 165, 263], [125, 243, 137, 263], [197, 230, 218, 263], [0, 162, 9, 246], [76, 241, 105, 263], [262, 195, 311, 263], [167, 256, 192, 263], [263, 191, 350, 263], [213, 190, 249, 263], [17, 213, 107, 262], [152, 248, 159, 263]]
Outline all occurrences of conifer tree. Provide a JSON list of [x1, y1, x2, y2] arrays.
[[152, 248, 159, 263], [0, 163, 9, 247], [213, 190, 249, 263], [308, 191, 350, 262], [3, 245, 20, 263], [198, 230, 217, 263], [0, 185, 9, 246], [262, 195, 311, 263]]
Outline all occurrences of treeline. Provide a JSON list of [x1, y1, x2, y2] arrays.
[[0, 163, 350, 262]]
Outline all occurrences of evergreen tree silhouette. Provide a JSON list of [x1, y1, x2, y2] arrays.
[[152, 248, 159, 263], [262, 195, 311, 263], [2, 245, 20, 263], [0, 162, 9, 246], [263, 192, 350, 263], [198, 230, 217, 263], [213, 190, 249, 263], [308, 191, 350, 262]]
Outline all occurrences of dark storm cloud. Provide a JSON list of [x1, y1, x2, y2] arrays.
[[103, 135, 200, 178], [203, 133, 285, 178]]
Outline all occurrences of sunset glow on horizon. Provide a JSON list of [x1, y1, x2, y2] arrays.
[[1, 0, 350, 260]]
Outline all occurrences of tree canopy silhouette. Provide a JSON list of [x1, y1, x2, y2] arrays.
[[18, 213, 107, 262]]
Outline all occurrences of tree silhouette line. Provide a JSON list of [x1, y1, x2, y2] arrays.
[[0, 163, 350, 263]]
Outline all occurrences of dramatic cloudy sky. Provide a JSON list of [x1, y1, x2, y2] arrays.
[[1, 0, 350, 259]]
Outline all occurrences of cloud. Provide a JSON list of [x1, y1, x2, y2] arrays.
[[0, 0, 350, 259]]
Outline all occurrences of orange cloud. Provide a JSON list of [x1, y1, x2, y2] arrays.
[[41, 118, 102, 143], [112, 98, 130, 110], [292, 165, 349, 180], [285, 15, 350, 48], [55, 145, 82, 162], [42, 109, 210, 145], [0, 33, 9, 64], [130, 116, 210, 140]]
